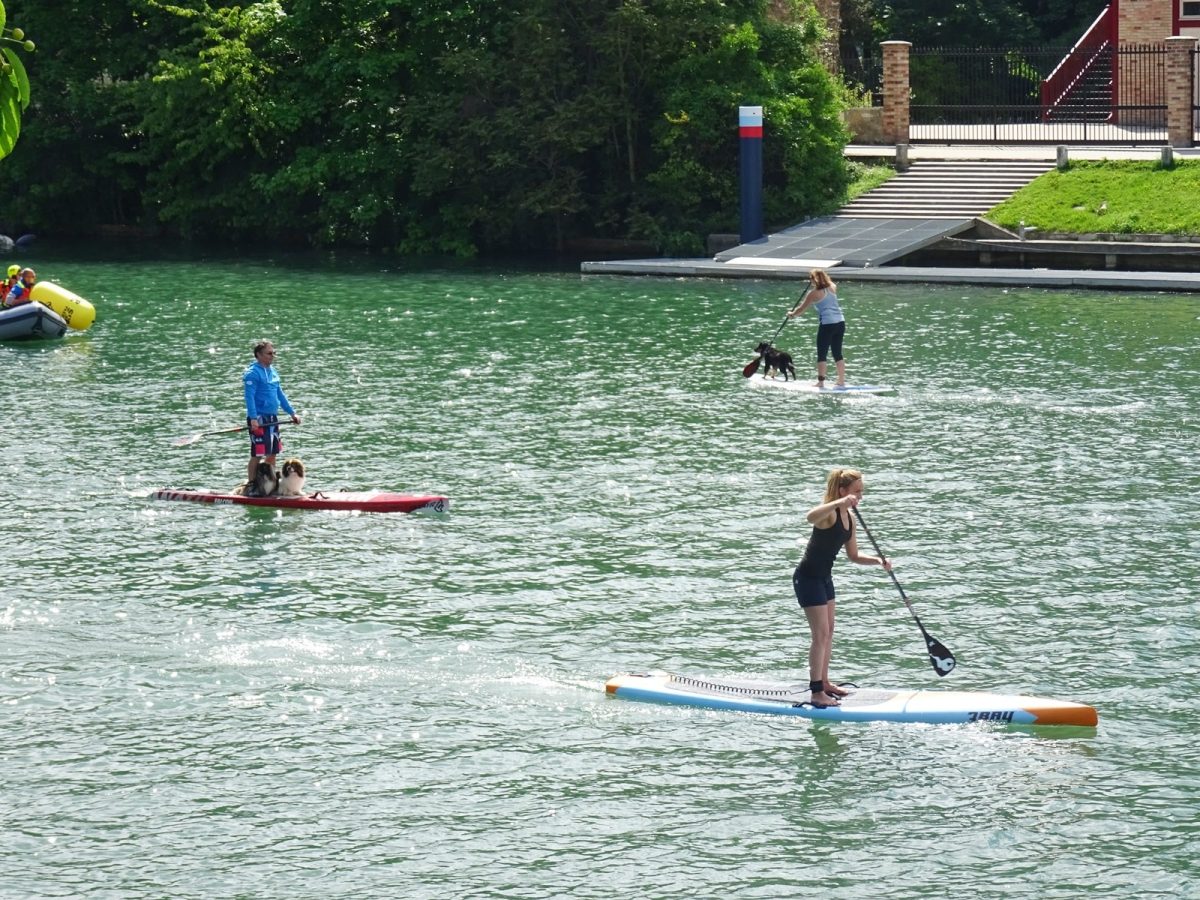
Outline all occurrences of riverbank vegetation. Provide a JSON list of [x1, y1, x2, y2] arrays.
[[0, 1, 1158, 254], [843, 161, 894, 202], [989, 161, 1200, 236], [0, 0, 33, 161], [0, 0, 852, 257]]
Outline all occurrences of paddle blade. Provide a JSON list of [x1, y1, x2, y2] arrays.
[[170, 424, 247, 447], [742, 357, 761, 377], [924, 633, 957, 676]]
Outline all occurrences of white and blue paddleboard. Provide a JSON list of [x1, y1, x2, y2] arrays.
[[747, 375, 895, 395], [606, 672, 1097, 727]]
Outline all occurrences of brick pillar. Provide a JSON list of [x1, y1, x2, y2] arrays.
[[881, 41, 911, 145], [1165, 37, 1196, 148]]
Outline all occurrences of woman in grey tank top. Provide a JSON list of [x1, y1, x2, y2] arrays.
[[788, 268, 847, 387]]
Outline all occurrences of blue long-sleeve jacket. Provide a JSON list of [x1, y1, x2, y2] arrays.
[[243, 362, 295, 419]]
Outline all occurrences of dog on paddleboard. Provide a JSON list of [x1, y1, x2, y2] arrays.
[[276, 458, 307, 496], [233, 460, 279, 497], [755, 342, 797, 381]]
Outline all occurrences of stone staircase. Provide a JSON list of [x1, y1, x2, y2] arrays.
[[837, 160, 1053, 219]]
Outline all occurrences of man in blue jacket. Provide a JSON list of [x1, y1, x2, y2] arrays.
[[243, 340, 301, 490]]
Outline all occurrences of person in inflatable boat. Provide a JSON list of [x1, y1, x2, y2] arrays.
[[2, 264, 20, 300], [3, 267, 36, 308]]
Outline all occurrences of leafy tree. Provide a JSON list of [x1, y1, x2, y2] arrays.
[[132, 1, 294, 238], [868, 0, 1101, 48], [389, 0, 606, 254], [0, 0, 852, 255], [405, 0, 847, 255], [1017, 0, 1104, 45], [0, 0, 166, 235], [874, 0, 1038, 47], [644, 5, 847, 253], [0, 0, 34, 162]]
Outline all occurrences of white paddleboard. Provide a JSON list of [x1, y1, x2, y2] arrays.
[[606, 672, 1097, 726], [747, 375, 895, 395]]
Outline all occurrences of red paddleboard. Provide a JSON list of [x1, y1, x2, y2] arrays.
[[150, 489, 449, 513]]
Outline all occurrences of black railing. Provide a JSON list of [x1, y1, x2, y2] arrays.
[[910, 45, 1168, 145], [1193, 48, 1200, 143], [840, 47, 883, 107]]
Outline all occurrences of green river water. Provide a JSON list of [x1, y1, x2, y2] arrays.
[[2, 247, 1198, 898]]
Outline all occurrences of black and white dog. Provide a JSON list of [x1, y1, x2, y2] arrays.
[[755, 342, 797, 381], [234, 460, 280, 497]]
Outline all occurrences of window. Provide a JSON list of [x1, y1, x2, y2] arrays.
[[1184, 1, 1200, 18]]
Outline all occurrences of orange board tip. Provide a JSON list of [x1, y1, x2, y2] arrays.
[[1032, 705, 1098, 727]]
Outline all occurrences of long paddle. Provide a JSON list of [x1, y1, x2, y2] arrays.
[[852, 507, 957, 677], [172, 417, 302, 448], [742, 310, 794, 377]]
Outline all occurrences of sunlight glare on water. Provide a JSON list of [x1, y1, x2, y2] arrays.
[[1, 251, 1197, 897]]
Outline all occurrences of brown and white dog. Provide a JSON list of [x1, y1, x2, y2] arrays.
[[276, 458, 307, 496]]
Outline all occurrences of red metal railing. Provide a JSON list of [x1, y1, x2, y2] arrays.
[[1040, 5, 1115, 121]]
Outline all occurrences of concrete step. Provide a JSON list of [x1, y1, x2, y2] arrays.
[[853, 185, 1037, 195], [846, 192, 1028, 202], [835, 160, 1051, 217], [841, 205, 1012, 214], [840, 204, 1012, 215], [884, 181, 1046, 188], [897, 161, 1051, 169], [832, 213, 985, 219], [886, 170, 1051, 179], [846, 192, 1021, 201], [839, 209, 1005, 217], [889, 172, 1050, 181], [847, 187, 1033, 198], [842, 200, 1004, 206]]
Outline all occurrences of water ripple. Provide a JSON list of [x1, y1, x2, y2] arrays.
[[1, 262, 1198, 897]]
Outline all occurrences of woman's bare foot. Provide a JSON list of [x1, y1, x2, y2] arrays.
[[824, 682, 850, 698], [810, 690, 841, 708]]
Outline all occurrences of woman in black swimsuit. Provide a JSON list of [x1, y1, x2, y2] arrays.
[[793, 468, 891, 708]]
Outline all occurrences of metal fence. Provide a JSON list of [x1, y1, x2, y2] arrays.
[[840, 47, 883, 108], [1194, 48, 1200, 144], [909, 45, 1168, 145]]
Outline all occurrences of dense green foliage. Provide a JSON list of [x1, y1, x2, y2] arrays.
[[0, 0, 33, 162], [844, 159, 893, 200], [844, 0, 1100, 54], [838, 2, 1102, 129], [988, 161, 1200, 235], [0, 0, 853, 255]]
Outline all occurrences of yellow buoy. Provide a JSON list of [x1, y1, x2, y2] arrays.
[[29, 281, 96, 331]]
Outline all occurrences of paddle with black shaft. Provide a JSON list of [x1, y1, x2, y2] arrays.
[[171, 417, 303, 448], [852, 506, 957, 677], [742, 309, 795, 377]]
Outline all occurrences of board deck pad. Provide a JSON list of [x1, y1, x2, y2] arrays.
[[606, 672, 1097, 727], [747, 375, 896, 395], [150, 489, 449, 514]]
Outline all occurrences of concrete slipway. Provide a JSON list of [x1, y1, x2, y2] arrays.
[[580, 145, 1200, 293]]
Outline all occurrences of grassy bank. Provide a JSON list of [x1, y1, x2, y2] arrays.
[[843, 160, 894, 206], [988, 160, 1200, 235]]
